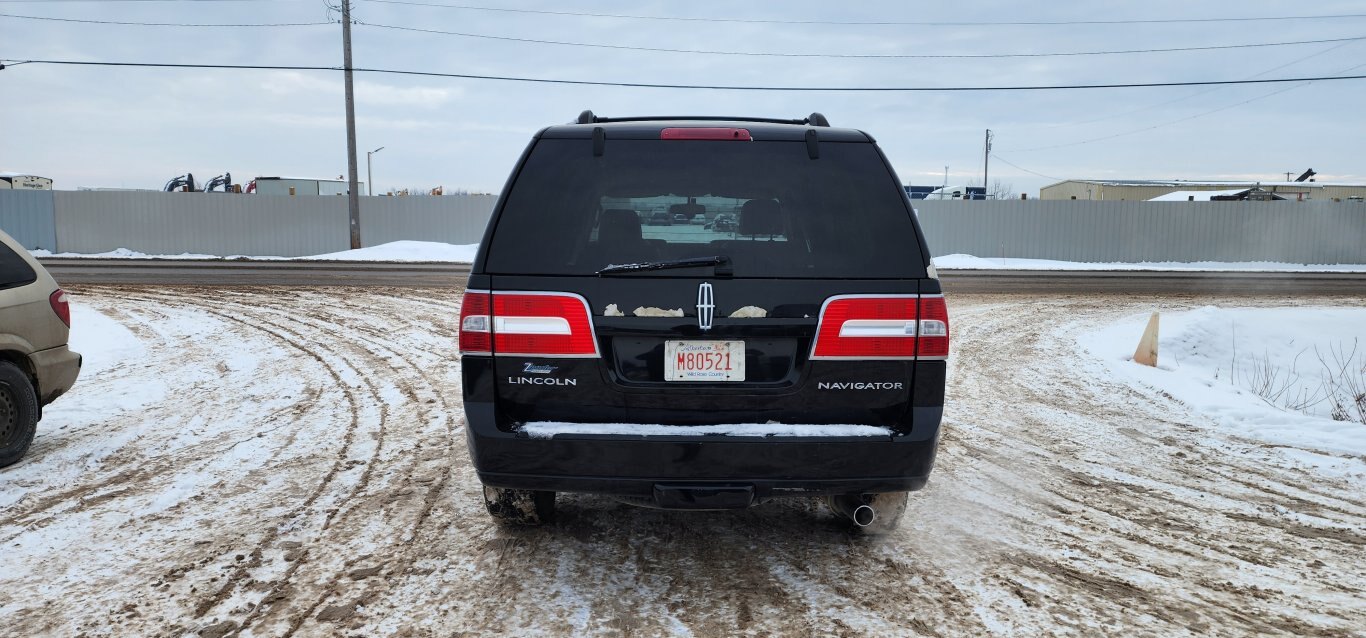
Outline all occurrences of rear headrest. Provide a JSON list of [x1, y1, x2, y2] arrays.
[[598, 208, 643, 244], [739, 199, 783, 236]]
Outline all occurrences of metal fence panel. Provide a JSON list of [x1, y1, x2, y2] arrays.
[[53, 191, 352, 257], [29, 191, 1366, 263], [915, 200, 1366, 264], [359, 194, 497, 247], [0, 190, 58, 250]]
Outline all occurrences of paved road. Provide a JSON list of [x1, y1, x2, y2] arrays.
[[39, 258, 1366, 295]]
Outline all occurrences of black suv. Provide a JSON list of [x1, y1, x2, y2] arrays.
[[460, 112, 948, 532]]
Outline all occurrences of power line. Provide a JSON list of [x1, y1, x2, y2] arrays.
[[358, 22, 1366, 59], [1003, 83, 1312, 153], [5, 58, 1366, 92], [358, 1, 1366, 27], [1034, 39, 1362, 129], [13, 9, 1360, 59], [0, 11, 330, 26], [990, 155, 1066, 182], [1002, 60, 1366, 153], [0, 1, 303, 3]]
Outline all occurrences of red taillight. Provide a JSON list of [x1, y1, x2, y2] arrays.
[[458, 290, 599, 358], [917, 296, 950, 358], [660, 127, 752, 141], [458, 290, 491, 355], [492, 292, 598, 357], [49, 289, 71, 328], [810, 295, 949, 360]]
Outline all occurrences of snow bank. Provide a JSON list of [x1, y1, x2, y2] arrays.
[[934, 254, 1366, 272], [301, 240, 478, 262], [30, 241, 479, 263], [68, 302, 145, 377], [30, 248, 261, 260], [1079, 306, 1366, 456], [519, 422, 892, 439]]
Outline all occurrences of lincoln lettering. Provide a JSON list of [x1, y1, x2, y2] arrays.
[[508, 376, 577, 386], [818, 382, 904, 390]]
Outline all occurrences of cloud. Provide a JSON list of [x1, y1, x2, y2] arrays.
[[2, 0, 1363, 194]]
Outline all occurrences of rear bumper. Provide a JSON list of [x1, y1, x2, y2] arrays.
[[29, 345, 81, 405], [465, 401, 942, 502]]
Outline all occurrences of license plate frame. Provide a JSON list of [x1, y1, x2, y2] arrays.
[[665, 340, 746, 382]]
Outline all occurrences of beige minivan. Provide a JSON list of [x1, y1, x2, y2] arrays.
[[0, 228, 80, 467]]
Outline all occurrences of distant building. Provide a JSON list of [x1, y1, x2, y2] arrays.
[[0, 173, 53, 190], [1041, 179, 1366, 202]]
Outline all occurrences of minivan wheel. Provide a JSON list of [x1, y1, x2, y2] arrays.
[[482, 486, 556, 525], [828, 491, 909, 535], [0, 361, 40, 469]]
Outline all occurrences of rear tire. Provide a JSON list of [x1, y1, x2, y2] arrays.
[[0, 361, 39, 469], [482, 486, 556, 525]]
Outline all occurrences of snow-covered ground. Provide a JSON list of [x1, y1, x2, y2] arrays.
[[2, 288, 1364, 636], [934, 253, 1366, 272], [1080, 307, 1366, 458]]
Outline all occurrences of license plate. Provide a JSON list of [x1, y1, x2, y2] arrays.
[[665, 340, 745, 382]]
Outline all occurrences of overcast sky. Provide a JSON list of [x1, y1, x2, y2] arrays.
[[2, 0, 1364, 196]]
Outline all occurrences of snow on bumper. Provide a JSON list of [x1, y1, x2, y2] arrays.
[[517, 421, 893, 439]]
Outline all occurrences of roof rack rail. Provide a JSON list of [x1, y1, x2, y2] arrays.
[[575, 110, 830, 127]]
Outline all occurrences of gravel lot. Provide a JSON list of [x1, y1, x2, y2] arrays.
[[2, 286, 1363, 637]]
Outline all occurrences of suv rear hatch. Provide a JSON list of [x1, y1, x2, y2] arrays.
[[465, 126, 942, 431]]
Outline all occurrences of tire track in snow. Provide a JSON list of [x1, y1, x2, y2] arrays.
[[138, 292, 383, 625], [85, 287, 379, 626], [0, 296, 334, 538], [197, 290, 458, 636]]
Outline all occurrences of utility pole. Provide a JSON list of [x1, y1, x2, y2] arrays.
[[982, 129, 993, 200], [342, 0, 362, 249]]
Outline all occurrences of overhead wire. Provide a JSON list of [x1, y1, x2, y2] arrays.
[[0, 0, 303, 3], [355, 22, 1366, 59], [7, 10, 1360, 59], [989, 155, 1067, 182], [1001, 61, 1366, 153], [4, 59, 1366, 92], [1033, 39, 1363, 129], [357, 1, 1366, 27], [0, 11, 330, 25]]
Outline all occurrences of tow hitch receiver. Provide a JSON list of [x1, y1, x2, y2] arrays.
[[653, 484, 755, 510]]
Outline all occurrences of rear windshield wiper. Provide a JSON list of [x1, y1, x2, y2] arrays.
[[597, 255, 731, 276]]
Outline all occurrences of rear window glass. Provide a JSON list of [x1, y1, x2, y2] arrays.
[[486, 138, 925, 278], [0, 240, 38, 290]]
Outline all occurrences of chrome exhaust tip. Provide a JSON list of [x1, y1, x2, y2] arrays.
[[829, 495, 876, 527]]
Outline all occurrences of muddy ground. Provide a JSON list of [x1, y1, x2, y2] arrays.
[[1, 287, 1363, 637]]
